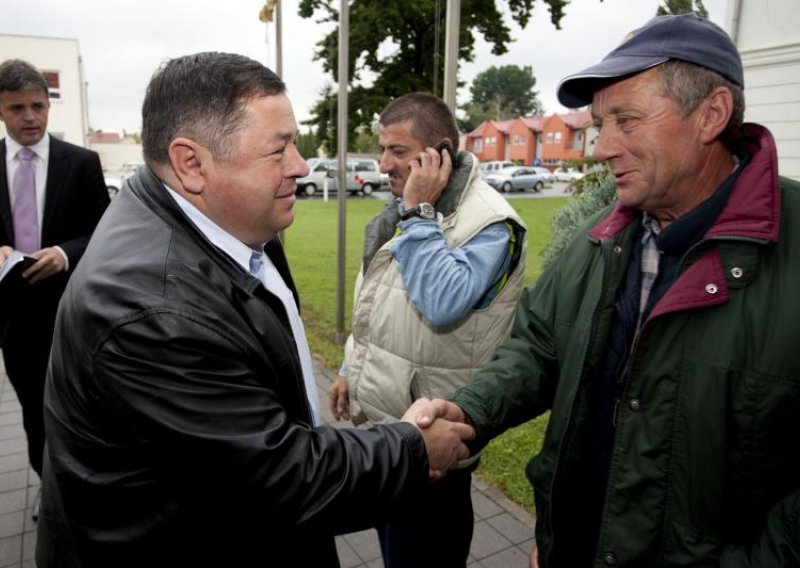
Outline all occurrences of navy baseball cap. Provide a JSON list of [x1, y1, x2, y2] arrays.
[[557, 13, 743, 108]]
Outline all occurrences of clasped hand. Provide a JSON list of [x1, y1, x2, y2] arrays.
[[401, 398, 474, 480]]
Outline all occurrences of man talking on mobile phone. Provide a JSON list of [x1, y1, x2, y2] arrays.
[[328, 92, 528, 567]]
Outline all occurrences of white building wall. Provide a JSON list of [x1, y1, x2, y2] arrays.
[[0, 34, 88, 147], [728, 0, 800, 180], [90, 142, 144, 174]]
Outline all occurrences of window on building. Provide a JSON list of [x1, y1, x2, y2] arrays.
[[554, 131, 563, 144], [473, 139, 482, 152], [42, 71, 61, 100], [574, 131, 584, 150], [485, 136, 497, 147], [546, 132, 554, 144], [513, 134, 525, 145]]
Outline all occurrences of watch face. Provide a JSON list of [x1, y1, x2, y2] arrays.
[[419, 203, 436, 219]]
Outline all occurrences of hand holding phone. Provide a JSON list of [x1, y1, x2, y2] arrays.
[[434, 141, 458, 168], [403, 142, 455, 208]]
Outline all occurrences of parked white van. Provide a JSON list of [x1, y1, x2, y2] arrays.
[[480, 160, 515, 173], [297, 158, 382, 197]]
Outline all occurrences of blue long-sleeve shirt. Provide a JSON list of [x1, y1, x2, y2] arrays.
[[340, 216, 511, 376], [389, 217, 511, 326]]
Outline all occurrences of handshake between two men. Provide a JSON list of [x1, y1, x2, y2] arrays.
[[400, 398, 472, 478]]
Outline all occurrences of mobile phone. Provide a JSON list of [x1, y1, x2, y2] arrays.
[[434, 141, 458, 167]]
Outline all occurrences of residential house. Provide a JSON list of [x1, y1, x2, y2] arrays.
[[507, 116, 546, 165], [0, 33, 89, 147], [539, 111, 593, 169], [466, 119, 515, 162], [465, 110, 594, 170], [727, 0, 800, 180]]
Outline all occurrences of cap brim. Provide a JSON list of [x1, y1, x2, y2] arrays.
[[557, 55, 668, 108]]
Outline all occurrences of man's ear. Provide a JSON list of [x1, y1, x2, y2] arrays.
[[698, 86, 734, 145], [167, 137, 207, 195]]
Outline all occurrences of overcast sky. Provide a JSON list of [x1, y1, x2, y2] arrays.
[[1, 0, 729, 134]]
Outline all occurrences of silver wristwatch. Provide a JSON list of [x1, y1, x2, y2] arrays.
[[400, 202, 436, 221]]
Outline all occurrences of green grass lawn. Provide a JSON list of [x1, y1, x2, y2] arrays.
[[283, 193, 568, 513]]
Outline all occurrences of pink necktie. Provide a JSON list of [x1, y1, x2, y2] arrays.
[[12, 147, 39, 253]]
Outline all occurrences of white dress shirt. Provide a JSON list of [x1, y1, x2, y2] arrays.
[[165, 185, 320, 426]]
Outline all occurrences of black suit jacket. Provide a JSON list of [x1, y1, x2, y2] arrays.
[[0, 136, 110, 344]]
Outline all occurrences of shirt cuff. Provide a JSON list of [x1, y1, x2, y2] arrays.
[[54, 246, 70, 272]]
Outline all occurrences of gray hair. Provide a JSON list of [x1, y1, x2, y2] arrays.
[[141, 52, 286, 165], [659, 59, 745, 150], [0, 59, 49, 97], [379, 92, 459, 149]]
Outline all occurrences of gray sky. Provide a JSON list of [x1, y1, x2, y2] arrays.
[[1, 0, 728, 134]]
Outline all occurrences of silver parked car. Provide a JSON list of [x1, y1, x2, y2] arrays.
[[485, 166, 548, 193], [296, 158, 382, 197], [530, 166, 556, 184]]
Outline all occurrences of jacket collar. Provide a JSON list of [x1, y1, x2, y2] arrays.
[[588, 123, 780, 244]]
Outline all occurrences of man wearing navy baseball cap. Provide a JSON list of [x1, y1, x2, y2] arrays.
[[415, 12, 800, 568]]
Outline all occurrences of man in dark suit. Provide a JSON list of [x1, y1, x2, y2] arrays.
[[0, 59, 109, 516]]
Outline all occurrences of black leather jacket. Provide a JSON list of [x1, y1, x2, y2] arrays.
[[37, 167, 428, 567]]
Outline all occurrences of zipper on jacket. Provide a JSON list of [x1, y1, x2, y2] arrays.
[[545, 237, 612, 565]]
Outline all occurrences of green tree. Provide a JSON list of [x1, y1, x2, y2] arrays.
[[466, 64, 544, 126], [299, 0, 568, 151], [656, 0, 708, 17], [296, 128, 320, 160]]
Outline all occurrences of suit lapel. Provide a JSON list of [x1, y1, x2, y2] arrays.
[[42, 137, 67, 243], [0, 140, 12, 244]]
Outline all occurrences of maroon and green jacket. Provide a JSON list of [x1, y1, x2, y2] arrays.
[[453, 124, 800, 567]]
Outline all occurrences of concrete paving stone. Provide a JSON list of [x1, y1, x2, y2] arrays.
[[0, 441, 26, 460], [335, 536, 363, 568], [23, 488, 36, 512], [471, 489, 505, 520], [24, 471, 37, 489], [469, 519, 513, 561], [0, 415, 21, 428], [479, 544, 530, 568], [0, 404, 18, 417], [0, 456, 26, 477], [341, 529, 382, 562], [0, 491, 25, 515], [0, 513, 23, 540], [20, 531, 33, 562], [0, 472, 27, 495], [21, 514, 35, 538], [0, 534, 21, 567], [486, 512, 535, 545], [365, 559, 384, 568], [0, 393, 16, 406], [0, 426, 24, 443]]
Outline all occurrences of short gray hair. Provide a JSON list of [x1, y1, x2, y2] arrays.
[[659, 59, 745, 150]]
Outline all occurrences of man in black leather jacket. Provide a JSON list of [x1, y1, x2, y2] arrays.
[[36, 52, 473, 568]]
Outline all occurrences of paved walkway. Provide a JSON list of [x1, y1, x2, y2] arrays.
[[0, 354, 535, 568]]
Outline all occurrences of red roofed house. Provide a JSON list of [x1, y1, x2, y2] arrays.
[[465, 110, 595, 170], [465, 119, 515, 162]]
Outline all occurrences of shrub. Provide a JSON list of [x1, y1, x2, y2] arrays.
[[541, 168, 617, 270]]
